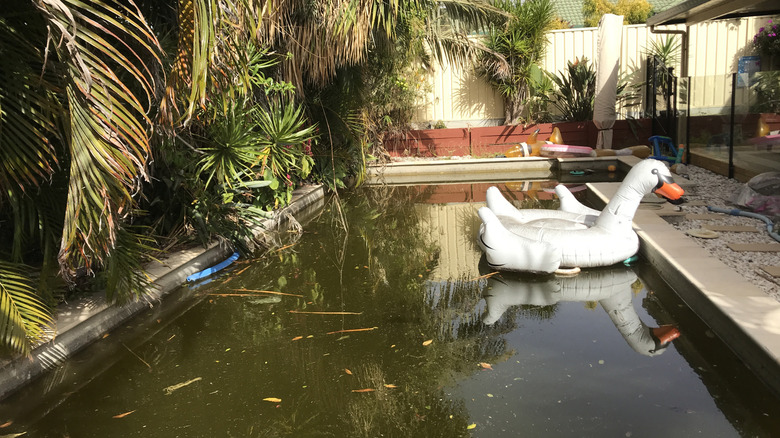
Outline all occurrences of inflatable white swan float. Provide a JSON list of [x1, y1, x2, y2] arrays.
[[477, 159, 684, 273], [479, 265, 681, 356]]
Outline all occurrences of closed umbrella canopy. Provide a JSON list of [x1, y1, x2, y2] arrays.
[[593, 14, 624, 149]]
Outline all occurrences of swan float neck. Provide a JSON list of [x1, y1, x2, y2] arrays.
[[595, 160, 684, 231]]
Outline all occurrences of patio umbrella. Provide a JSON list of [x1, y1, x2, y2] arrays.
[[593, 14, 624, 149]]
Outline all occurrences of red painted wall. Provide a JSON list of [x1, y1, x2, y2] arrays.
[[387, 119, 653, 157]]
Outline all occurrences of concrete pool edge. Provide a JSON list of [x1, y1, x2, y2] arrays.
[[366, 156, 627, 185], [0, 184, 326, 401]]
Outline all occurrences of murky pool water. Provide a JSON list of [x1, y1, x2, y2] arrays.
[[4, 182, 780, 437]]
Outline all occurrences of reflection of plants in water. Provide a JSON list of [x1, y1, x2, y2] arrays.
[[343, 363, 471, 438], [202, 184, 562, 435], [255, 396, 334, 438]]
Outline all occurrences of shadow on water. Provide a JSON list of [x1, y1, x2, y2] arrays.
[[2, 182, 780, 437]]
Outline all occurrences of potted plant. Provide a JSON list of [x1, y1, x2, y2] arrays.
[[753, 19, 780, 71]]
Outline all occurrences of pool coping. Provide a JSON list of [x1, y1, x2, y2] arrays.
[[367, 156, 621, 185], [0, 184, 326, 402]]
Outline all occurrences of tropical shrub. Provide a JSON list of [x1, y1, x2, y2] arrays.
[[751, 71, 780, 114], [548, 58, 597, 121], [476, 0, 555, 125]]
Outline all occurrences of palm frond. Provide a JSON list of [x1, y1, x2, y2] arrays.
[[0, 261, 54, 355], [0, 18, 61, 200], [34, 0, 162, 276], [104, 226, 156, 303]]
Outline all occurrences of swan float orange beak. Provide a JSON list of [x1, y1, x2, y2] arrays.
[[653, 170, 685, 201], [651, 325, 681, 345]]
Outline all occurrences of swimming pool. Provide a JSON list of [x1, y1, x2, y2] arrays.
[[3, 182, 779, 437]]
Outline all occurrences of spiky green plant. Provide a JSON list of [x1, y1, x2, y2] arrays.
[[548, 58, 597, 122]]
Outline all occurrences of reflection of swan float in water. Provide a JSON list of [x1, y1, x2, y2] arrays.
[[480, 265, 680, 356], [477, 159, 685, 274]]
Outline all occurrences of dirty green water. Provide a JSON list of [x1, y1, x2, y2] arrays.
[[4, 183, 780, 437]]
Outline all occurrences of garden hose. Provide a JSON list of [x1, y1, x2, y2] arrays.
[[707, 206, 780, 243]]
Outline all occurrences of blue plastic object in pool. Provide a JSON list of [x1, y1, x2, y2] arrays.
[[187, 251, 240, 282]]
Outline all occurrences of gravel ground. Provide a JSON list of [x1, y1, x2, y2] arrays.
[[664, 164, 780, 300]]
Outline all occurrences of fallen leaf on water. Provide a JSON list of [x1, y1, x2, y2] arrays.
[[345, 368, 353, 375], [112, 410, 136, 419], [479, 362, 493, 370], [232, 288, 304, 298], [469, 271, 499, 281], [351, 388, 375, 393], [163, 377, 202, 395], [467, 423, 477, 430], [422, 339, 433, 346], [0, 421, 12, 428], [263, 397, 282, 403], [384, 384, 398, 388], [291, 336, 303, 341], [326, 327, 377, 335]]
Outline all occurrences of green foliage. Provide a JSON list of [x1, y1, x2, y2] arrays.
[[0, 0, 503, 356], [548, 58, 597, 121], [476, 0, 555, 124], [646, 36, 681, 67], [526, 64, 556, 123], [751, 71, 780, 113], [0, 262, 53, 355], [583, 0, 653, 27], [549, 16, 572, 30]]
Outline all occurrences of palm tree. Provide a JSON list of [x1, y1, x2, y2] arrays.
[[476, 0, 554, 125]]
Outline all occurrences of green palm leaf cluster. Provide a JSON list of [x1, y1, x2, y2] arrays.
[[476, 0, 554, 125], [548, 58, 597, 122]]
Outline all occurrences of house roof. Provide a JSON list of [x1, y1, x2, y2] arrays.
[[554, 0, 685, 28], [646, 0, 780, 26]]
